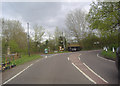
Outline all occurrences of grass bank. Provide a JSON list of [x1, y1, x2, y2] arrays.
[[101, 50, 116, 60], [14, 54, 42, 66]]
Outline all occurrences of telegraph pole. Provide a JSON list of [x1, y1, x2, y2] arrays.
[[27, 23, 30, 56], [62, 32, 65, 51], [2, 19, 4, 30]]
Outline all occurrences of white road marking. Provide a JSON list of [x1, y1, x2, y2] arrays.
[[78, 57, 80, 60], [72, 63, 96, 84], [83, 63, 108, 83], [79, 54, 81, 56], [78, 54, 81, 60], [97, 54, 115, 63], [3, 64, 33, 85], [68, 57, 69, 61], [45, 56, 47, 58], [3, 54, 59, 85]]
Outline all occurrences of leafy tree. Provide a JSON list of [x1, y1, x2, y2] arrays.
[[86, 1, 119, 34], [45, 40, 49, 47], [9, 40, 20, 53], [86, 1, 120, 48], [2, 19, 27, 54], [59, 36, 64, 48]]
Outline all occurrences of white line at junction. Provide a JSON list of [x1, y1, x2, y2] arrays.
[[97, 54, 115, 63]]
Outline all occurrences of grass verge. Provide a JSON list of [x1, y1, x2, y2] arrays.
[[14, 54, 42, 66], [101, 50, 116, 60]]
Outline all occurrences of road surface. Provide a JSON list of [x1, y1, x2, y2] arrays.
[[2, 50, 118, 84]]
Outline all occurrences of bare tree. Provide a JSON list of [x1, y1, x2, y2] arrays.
[[33, 25, 45, 47], [65, 9, 87, 44], [47, 31, 54, 41]]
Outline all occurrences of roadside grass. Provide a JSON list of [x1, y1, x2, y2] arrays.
[[8, 51, 70, 66], [101, 50, 116, 60], [14, 54, 42, 66]]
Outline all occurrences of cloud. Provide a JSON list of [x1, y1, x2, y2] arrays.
[[2, 2, 91, 39]]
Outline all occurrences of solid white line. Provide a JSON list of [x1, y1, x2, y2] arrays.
[[83, 63, 108, 83], [3, 64, 33, 85], [72, 63, 96, 84], [97, 54, 115, 63], [68, 57, 69, 61]]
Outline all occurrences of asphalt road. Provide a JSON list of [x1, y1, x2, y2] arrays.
[[2, 50, 118, 84]]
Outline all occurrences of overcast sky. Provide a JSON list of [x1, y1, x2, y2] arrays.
[[2, 2, 92, 40]]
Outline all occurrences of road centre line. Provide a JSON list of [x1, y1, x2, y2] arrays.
[[78, 54, 81, 60], [45, 56, 47, 58], [83, 63, 108, 83], [72, 63, 96, 84], [78, 55, 80, 60], [68, 57, 69, 61], [97, 54, 115, 63], [3, 64, 33, 85]]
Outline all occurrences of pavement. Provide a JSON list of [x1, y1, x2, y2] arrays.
[[2, 50, 118, 84]]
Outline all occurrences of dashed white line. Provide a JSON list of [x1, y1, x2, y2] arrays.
[[3, 64, 33, 85], [78, 56, 80, 60], [72, 63, 96, 84], [97, 54, 115, 63], [78, 54, 81, 60], [68, 57, 69, 61], [45, 56, 47, 58], [83, 63, 108, 83]]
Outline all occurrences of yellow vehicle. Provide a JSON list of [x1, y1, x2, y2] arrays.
[[68, 44, 82, 52]]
